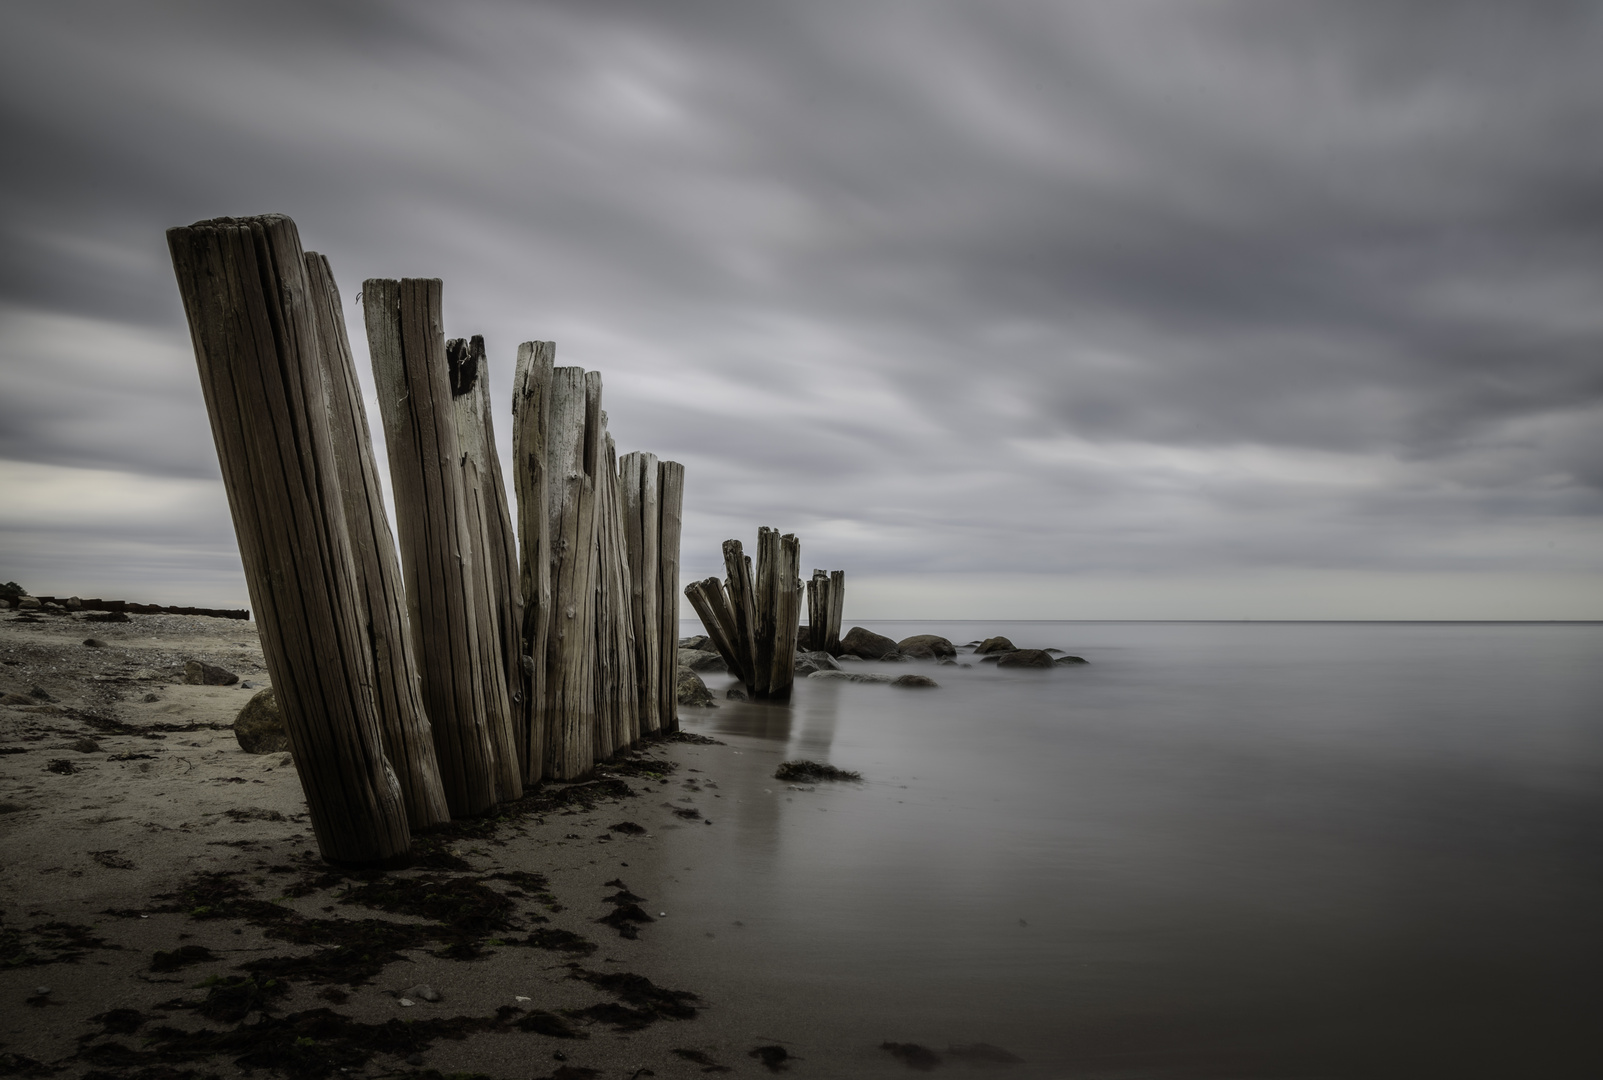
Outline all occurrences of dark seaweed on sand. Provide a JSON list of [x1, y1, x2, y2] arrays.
[[881, 1041, 942, 1070], [774, 760, 862, 782], [749, 1045, 793, 1072]]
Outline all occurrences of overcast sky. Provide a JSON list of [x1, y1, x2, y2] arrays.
[[2, 1, 1600, 619]]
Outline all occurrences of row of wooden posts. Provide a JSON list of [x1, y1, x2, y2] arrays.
[[168, 214, 681, 865]]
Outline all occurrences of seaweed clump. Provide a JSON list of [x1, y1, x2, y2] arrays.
[[774, 760, 861, 782]]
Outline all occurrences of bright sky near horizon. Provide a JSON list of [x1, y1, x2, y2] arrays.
[[2, 2, 1600, 619]]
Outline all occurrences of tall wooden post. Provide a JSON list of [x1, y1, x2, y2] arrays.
[[722, 540, 760, 695], [446, 335, 523, 804], [620, 452, 661, 735], [767, 532, 801, 697], [594, 422, 639, 756], [511, 342, 553, 784], [657, 461, 684, 731], [544, 366, 598, 780], [365, 278, 506, 817], [827, 570, 846, 655], [167, 215, 409, 864], [304, 252, 449, 830]]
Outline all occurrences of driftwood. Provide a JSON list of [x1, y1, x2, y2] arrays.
[[657, 461, 685, 730], [619, 452, 660, 735], [805, 569, 846, 655], [543, 366, 599, 780], [689, 527, 800, 701], [305, 252, 450, 831], [167, 215, 409, 865], [510, 342, 553, 784], [364, 278, 515, 816], [446, 334, 524, 804]]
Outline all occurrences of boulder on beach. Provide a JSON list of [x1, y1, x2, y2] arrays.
[[808, 670, 894, 684], [897, 634, 956, 661], [840, 626, 900, 660], [234, 686, 288, 754], [676, 667, 717, 708], [678, 635, 709, 651], [892, 674, 939, 688], [794, 650, 840, 677], [184, 660, 238, 686], [996, 649, 1055, 669], [1055, 655, 1089, 665], [974, 636, 1016, 654]]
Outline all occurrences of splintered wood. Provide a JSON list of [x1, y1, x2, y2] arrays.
[[685, 528, 803, 701], [172, 213, 685, 858]]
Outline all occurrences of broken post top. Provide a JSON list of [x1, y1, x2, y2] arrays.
[[446, 334, 486, 397]]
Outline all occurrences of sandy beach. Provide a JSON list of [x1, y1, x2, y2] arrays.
[[0, 607, 784, 1080]]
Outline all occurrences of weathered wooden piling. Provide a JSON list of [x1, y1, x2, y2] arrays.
[[304, 252, 450, 831], [620, 452, 661, 735], [446, 334, 524, 804], [594, 421, 639, 755], [364, 278, 515, 816], [689, 528, 800, 701], [805, 569, 846, 656], [168, 215, 410, 864], [657, 461, 685, 730], [543, 366, 599, 780], [510, 342, 553, 784]]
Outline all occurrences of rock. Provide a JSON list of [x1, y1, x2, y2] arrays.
[[142, 693, 159, 703], [678, 635, 710, 651], [897, 634, 956, 661], [835, 654, 862, 662], [29, 686, 54, 701], [676, 668, 717, 708], [839, 626, 899, 660], [17, 597, 41, 611], [974, 636, 1016, 654], [401, 984, 441, 1003], [996, 649, 1054, 668], [132, 668, 165, 681], [793, 651, 840, 677], [240, 680, 255, 689], [677, 649, 727, 673], [892, 674, 938, 688], [234, 687, 288, 754], [726, 684, 750, 701], [184, 660, 238, 686], [82, 638, 106, 649], [1055, 655, 1090, 665], [807, 670, 893, 684], [66, 597, 82, 610], [937, 658, 956, 666]]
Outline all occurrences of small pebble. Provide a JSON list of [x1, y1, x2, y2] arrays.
[[398, 998, 414, 1007]]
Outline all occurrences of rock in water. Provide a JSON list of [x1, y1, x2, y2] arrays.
[[677, 648, 728, 673], [676, 668, 717, 708], [793, 650, 840, 676], [808, 670, 894, 684], [996, 649, 1054, 668], [678, 634, 710, 651], [234, 686, 288, 753], [185, 660, 238, 686], [1056, 655, 1090, 665], [892, 674, 939, 688], [839, 626, 900, 660], [974, 636, 1016, 654], [897, 634, 956, 660]]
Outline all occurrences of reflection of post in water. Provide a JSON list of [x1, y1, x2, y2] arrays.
[[684, 528, 802, 701]]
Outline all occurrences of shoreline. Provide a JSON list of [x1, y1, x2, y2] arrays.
[[0, 609, 790, 1079]]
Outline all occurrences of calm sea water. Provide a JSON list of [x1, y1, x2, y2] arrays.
[[642, 621, 1602, 1078]]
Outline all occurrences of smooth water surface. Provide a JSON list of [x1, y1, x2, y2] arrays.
[[645, 622, 1602, 1077]]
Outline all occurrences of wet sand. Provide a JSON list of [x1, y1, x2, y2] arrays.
[[0, 609, 827, 1079]]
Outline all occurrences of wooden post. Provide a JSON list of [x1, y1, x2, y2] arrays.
[[588, 407, 617, 765], [543, 366, 598, 780], [304, 252, 450, 831], [167, 215, 409, 865], [827, 570, 846, 655], [446, 335, 524, 805], [365, 278, 506, 817], [684, 577, 747, 683], [657, 460, 684, 731], [510, 342, 553, 785], [806, 570, 827, 654], [753, 528, 778, 698], [620, 452, 660, 735], [722, 540, 760, 696], [594, 422, 639, 756], [767, 532, 801, 697]]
